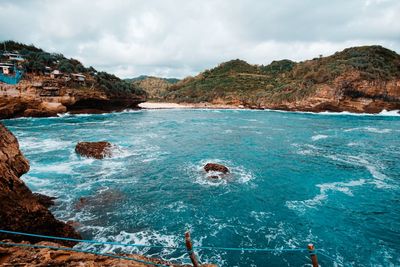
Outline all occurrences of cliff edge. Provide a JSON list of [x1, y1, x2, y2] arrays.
[[0, 123, 81, 245]]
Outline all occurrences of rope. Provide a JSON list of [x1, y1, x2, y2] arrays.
[[0, 229, 183, 250], [193, 246, 308, 252], [0, 241, 169, 267], [0, 229, 308, 253], [1, 229, 342, 265]]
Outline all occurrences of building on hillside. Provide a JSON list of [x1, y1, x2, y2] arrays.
[[44, 66, 52, 75], [2, 52, 24, 62], [71, 73, 86, 82], [0, 62, 23, 85], [0, 63, 14, 75], [50, 70, 63, 79]]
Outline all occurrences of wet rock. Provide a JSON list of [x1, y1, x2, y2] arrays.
[[33, 193, 56, 208], [204, 163, 229, 174], [75, 141, 112, 159], [0, 240, 192, 266], [74, 189, 125, 211], [0, 123, 81, 246]]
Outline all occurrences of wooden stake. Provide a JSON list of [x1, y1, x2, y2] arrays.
[[308, 243, 319, 267], [185, 231, 200, 267]]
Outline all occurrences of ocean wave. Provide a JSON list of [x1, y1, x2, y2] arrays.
[[344, 126, 392, 133], [76, 228, 182, 258], [311, 134, 329, 141], [294, 143, 394, 189], [286, 179, 366, 214], [31, 162, 75, 174], [267, 108, 400, 117], [250, 211, 273, 222], [19, 137, 73, 153]]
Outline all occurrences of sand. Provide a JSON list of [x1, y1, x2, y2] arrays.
[[138, 102, 243, 109]]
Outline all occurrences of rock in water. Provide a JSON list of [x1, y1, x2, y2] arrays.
[[33, 193, 56, 208], [0, 123, 81, 246], [204, 163, 230, 174], [75, 141, 112, 159]]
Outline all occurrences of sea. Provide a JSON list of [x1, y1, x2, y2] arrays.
[[3, 108, 400, 266]]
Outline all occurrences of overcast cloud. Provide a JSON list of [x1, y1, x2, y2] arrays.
[[1, 0, 399, 78]]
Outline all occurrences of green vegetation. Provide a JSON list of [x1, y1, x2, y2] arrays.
[[0, 40, 146, 98], [125, 75, 180, 84], [96, 72, 146, 98], [164, 45, 400, 105]]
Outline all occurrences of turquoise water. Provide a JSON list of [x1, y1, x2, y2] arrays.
[[3, 109, 400, 266]]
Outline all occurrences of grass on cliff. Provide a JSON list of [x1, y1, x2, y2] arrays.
[[164, 46, 400, 105]]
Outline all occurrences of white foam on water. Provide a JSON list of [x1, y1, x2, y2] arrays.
[[264, 222, 300, 248], [347, 142, 361, 147], [294, 143, 394, 189], [57, 112, 70, 117], [286, 179, 366, 214], [189, 159, 255, 187], [249, 211, 273, 222], [21, 175, 52, 188], [31, 162, 75, 174], [265, 108, 400, 117], [166, 201, 187, 212], [79, 229, 182, 259], [327, 154, 394, 189], [344, 127, 392, 133], [19, 137, 73, 153], [311, 134, 329, 141]]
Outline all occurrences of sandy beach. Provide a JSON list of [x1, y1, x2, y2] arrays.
[[139, 102, 243, 109]]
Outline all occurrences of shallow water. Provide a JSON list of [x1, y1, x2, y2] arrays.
[[3, 109, 400, 266]]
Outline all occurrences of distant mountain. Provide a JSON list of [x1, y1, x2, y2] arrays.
[[125, 75, 179, 84], [163, 45, 400, 113], [126, 76, 180, 99]]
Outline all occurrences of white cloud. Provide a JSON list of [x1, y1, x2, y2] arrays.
[[0, 0, 399, 78]]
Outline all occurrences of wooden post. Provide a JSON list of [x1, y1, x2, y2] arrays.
[[308, 243, 319, 267], [185, 231, 200, 267]]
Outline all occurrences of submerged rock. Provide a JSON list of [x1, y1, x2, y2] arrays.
[[0, 123, 81, 246], [204, 163, 230, 174], [75, 141, 112, 159], [74, 189, 125, 211], [33, 193, 56, 208]]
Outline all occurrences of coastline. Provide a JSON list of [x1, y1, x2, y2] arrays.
[[138, 102, 243, 109], [138, 101, 400, 116]]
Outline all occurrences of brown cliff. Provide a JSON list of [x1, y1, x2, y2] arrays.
[[0, 123, 81, 245], [164, 45, 400, 113], [0, 76, 147, 119]]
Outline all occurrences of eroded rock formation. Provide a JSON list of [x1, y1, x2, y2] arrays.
[[75, 141, 112, 159], [0, 241, 195, 267], [0, 123, 81, 246]]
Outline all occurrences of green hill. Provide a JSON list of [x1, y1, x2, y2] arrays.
[[163, 45, 400, 112], [0, 40, 146, 99]]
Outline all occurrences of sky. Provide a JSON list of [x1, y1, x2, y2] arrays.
[[1, 0, 399, 79]]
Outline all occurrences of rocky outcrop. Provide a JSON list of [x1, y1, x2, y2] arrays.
[[33, 193, 56, 208], [204, 163, 230, 174], [0, 73, 146, 119], [0, 123, 81, 246], [0, 241, 196, 267], [75, 141, 112, 159]]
